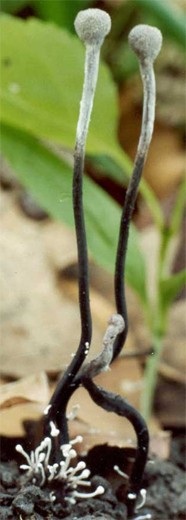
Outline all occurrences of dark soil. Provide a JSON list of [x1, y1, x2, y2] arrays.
[[0, 463, 127, 520], [0, 434, 185, 520]]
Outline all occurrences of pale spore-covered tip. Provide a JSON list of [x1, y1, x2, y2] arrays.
[[74, 8, 111, 46], [128, 24, 162, 63]]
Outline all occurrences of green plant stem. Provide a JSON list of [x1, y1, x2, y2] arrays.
[[141, 226, 171, 420], [158, 226, 172, 277], [141, 330, 163, 421]]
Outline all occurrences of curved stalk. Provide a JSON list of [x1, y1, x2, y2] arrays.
[[82, 376, 149, 518], [113, 25, 162, 361]]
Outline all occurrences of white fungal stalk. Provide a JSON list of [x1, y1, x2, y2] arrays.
[[128, 24, 162, 158], [134, 515, 152, 520], [136, 488, 147, 510], [73, 485, 104, 500], [74, 8, 111, 152], [67, 404, 80, 421], [16, 433, 104, 504], [16, 437, 52, 486], [114, 464, 150, 516], [114, 464, 129, 480]]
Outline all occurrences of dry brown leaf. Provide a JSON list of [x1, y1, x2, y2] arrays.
[[67, 359, 140, 450], [0, 372, 49, 410], [59, 266, 141, 352], [159, 362, 185, 385], [149, 430, 171, 460], [0, 402, 45, 436], [0, 193, 105, 377], [155, 376, 186, 428], [41, 219, 77, 269], [143, 127, 185, 197], [155, 290, 186, 427], [156, 300, 186, 428], [160, 300, 186, 382]]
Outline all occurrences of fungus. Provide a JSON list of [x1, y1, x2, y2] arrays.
[[46, 9, 111, 442], [113, 24, 162, 361], [39, 17, 162, 519]]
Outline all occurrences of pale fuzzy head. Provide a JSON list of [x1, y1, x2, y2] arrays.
[[74, 8, 111, 46], [128, 24, 162, 63]]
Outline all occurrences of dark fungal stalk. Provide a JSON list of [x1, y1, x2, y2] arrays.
[[83, 377, 149, 518], [113, 24, 162, 361], [45, 9, 111, 443]]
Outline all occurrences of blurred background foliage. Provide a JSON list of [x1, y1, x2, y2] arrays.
[[1, 0, 185, 47]]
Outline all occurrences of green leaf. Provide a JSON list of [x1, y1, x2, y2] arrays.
[[33, 0, 91, 31], [86, 153, 129, 185], [0, 0, 29, 13], [0, 14, 127, 162], [170, 177, 186, 236], [1, 123, 148, 306], [160, 269, 186, 314], [33, 0, 66, 27]]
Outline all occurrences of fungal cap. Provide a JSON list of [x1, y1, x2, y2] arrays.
[[74, 8, 111, 46], [128, 24, 162, 63]]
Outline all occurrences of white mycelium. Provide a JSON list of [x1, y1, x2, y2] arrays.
[[16, 434, 104, 504], [43, 404, 52, 416], [136, 488, 147, 510], [114, 464, 129, 480]]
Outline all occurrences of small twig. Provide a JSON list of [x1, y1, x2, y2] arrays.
[[113, 25, 162, 361], [45, 9, 111, 442]]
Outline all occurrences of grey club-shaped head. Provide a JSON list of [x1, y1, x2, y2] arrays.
[[74, 8, 111, 47], [128, 24, 162, 64]]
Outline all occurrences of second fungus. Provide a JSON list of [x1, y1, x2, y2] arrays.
[[128, 24, 162, 63]]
